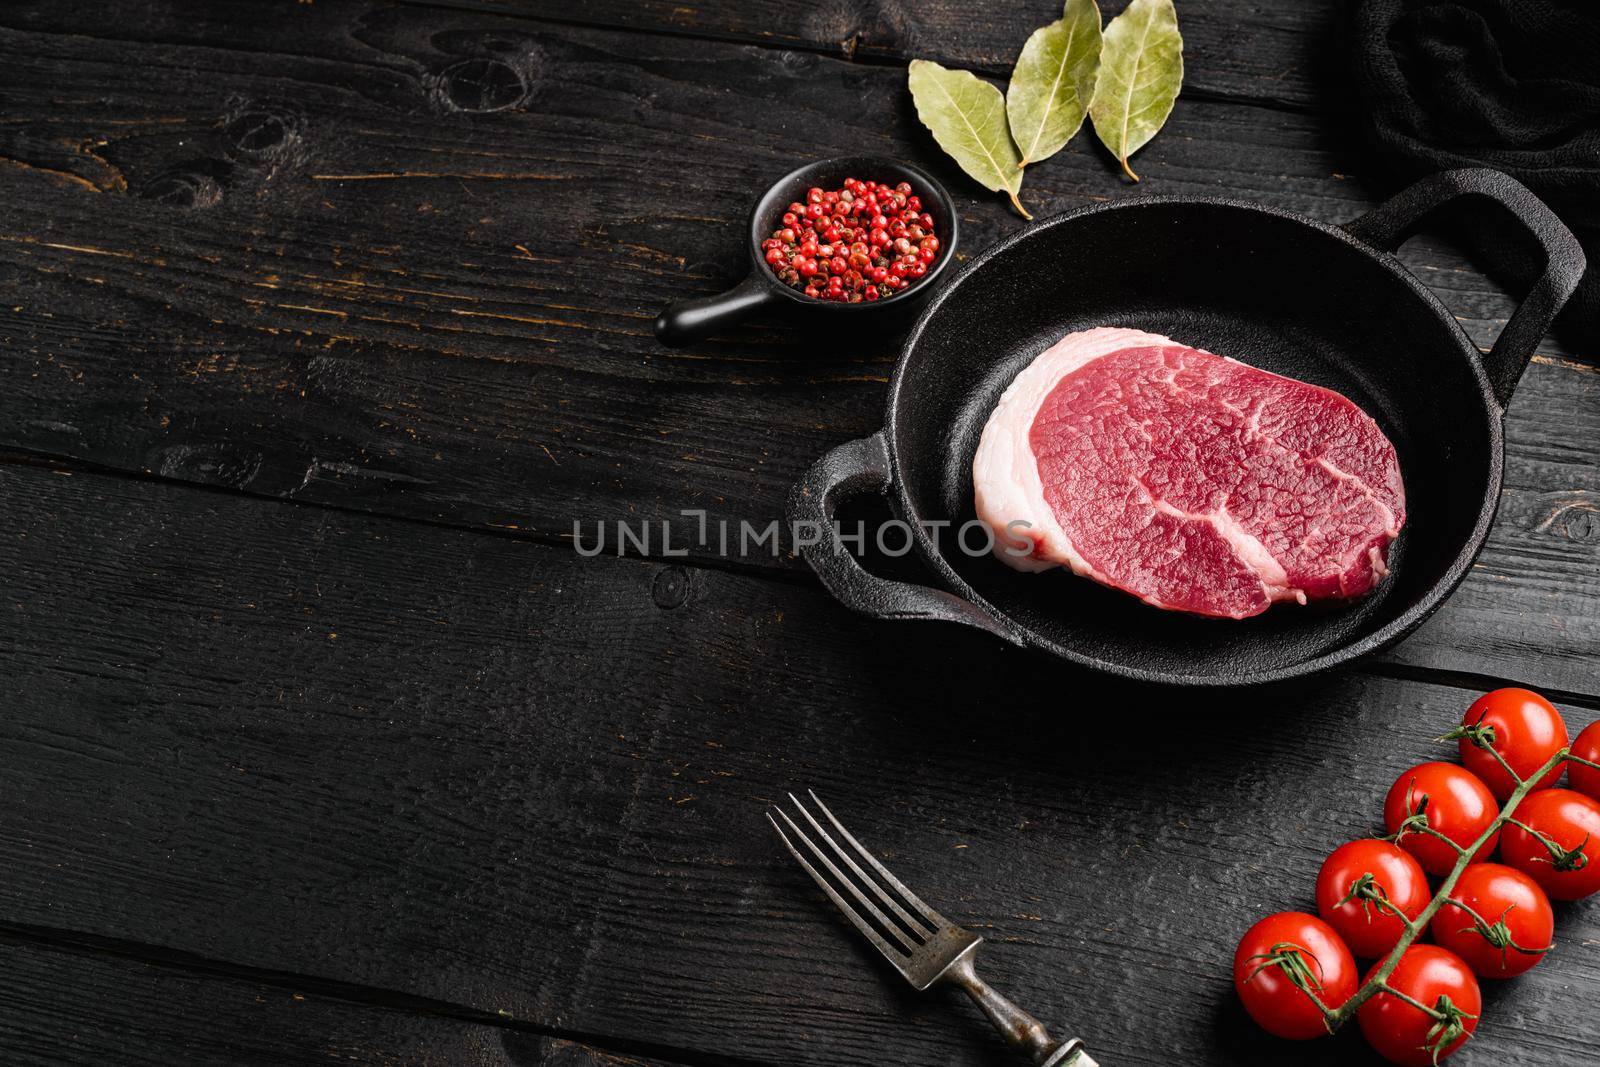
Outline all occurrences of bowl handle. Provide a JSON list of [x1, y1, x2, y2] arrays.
[[654, 273, 777, 347], [1342, 168, 1586, 408], [787, 432, 1021, 643]]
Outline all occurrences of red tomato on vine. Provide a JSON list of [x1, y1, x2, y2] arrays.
[[1383, 762, 1500, 875], [1357, 945, 1481, 1066], [1233, 912, 1357, 1040], [1569, 720, 1600, 804], [1501, 788, 1600, 901], [1449, 688, 1568, 800], [1428, 862, 1554, 978], [1315, 839, 1431, 959]]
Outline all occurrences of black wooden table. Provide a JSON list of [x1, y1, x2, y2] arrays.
[[2, 3, 1597, 1065]]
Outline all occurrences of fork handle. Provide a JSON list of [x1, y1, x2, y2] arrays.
[[945, 951, 1096, 1066]]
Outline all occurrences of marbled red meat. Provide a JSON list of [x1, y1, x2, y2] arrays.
[[973, 327, 1405, 619]]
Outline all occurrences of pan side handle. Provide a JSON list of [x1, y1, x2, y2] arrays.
[[786, 432, 1021, 643], [1342, 168, 1586, 408]]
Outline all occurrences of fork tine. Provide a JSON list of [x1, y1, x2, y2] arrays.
[[788, 793, 931, 939], [808, 790, 945, 929], [769, 809, 916, 956]]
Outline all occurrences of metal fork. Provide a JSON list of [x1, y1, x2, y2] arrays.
[[769, 792, 1097, 1067]]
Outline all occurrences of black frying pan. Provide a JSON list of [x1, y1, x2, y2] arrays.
[[787, 169, 1585, 686]]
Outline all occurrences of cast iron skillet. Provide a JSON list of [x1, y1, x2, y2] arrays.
[[787, 169, 1585, 687]]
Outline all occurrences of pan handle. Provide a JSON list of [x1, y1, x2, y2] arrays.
[[655, 274, 778, 347], [786, 432, 1021, 643], [1342, 168, 1586, 408]]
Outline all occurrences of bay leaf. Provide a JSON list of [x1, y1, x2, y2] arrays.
[[1006, 0, 1103, 167], [908, 59, 1030, 219], [1089, 0, 1183, 181]]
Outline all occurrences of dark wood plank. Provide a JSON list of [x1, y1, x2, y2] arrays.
[[0, 934, 694, 1067], [0, 4, 1594, 691], [1392, 353, 1600, 697], [407, 0, 1338, 111], [2, 460, 1596, 1066]]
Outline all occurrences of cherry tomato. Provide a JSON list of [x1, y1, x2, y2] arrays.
[[1500, 788, 1600, 900], [1233, 912, 1357, 1040], [1357, 945, 1481, 1066], [1428, 862, 1553, 978], [1569, 719, 1600, 804], [1383, 762, 1501, 876], [1315, 839, 1431, 959], [1454, 688, 1568, 800]]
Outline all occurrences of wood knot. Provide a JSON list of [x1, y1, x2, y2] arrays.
[[157, 442, 262, 489], [436, 57, 527, 113], [1561, 507, 1600, 544], [1534, 495, 1600, 544], [222, 108, 300, 164], [141, 166, 225, 209], [800, 0, 919, 59], [777, 49, 821, 75], [652, 565, 692, 610]]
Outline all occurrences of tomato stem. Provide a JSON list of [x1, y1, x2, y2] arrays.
[[1371, 980, 1441, 1017], [1422, 995, 1477, 1066], [1437, 898, 1553, 965], [1503, 817, 1591, 872], [1439, 718, 1526, 788], [1320, 744, 1576, 1034], [1341, 873, 1423, 933], [1409, 822, 1472, 857], [1246, 942, 1327, 997]]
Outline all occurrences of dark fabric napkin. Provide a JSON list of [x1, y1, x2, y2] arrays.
[[1353, 0, 1600, 347]]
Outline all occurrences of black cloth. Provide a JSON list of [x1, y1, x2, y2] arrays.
[[1353, 0, 1600, 346]]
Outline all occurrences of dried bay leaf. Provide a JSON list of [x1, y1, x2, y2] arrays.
[[1090, 0, 1183, 181], [908, 59, 1030, 219], [1007, 0, 1103, 167]]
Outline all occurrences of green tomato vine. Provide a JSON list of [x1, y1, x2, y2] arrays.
[[1264, 733, 1600, 1062]]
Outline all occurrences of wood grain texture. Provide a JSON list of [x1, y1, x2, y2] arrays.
[[407, 0, 1337, 111], [0, 3, 1594, 690], [0, 935, 691, 1067], [2, 460, 1596, 1067], [2, 4, 1595, 1067]]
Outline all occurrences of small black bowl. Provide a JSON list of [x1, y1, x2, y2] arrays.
[[654, 155, 961, 347]]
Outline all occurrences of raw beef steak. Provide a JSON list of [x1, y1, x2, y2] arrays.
[[972, 327, 1405, 619]]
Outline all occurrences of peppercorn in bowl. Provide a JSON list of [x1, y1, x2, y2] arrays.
[[655, 156, 960, 346]]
